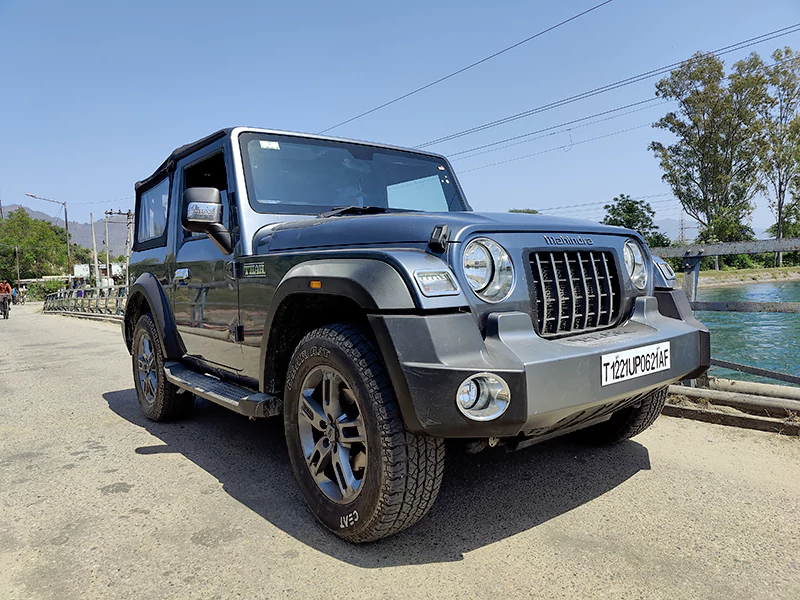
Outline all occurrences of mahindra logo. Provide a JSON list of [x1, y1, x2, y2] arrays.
[[543, 234, 594, 246]]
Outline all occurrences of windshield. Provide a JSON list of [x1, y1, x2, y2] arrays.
[[239, 132, 467, 214]]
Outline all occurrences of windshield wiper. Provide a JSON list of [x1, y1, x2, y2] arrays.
[[319, 205, 412, 218]]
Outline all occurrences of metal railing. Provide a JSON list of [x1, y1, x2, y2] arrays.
[[44, 285, 128, 318], [652, 237, 800, 386]]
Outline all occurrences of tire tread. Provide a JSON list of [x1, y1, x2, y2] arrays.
[[292, 323, 445, 542]]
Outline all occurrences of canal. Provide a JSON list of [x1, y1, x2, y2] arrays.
[[695, 280, 800, 386]]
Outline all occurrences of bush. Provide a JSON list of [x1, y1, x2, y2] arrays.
[[27, 280, 64, 301]]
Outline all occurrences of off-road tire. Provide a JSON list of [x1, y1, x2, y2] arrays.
[[284, 323, 445, 543], [132, 314, 194, 421], [585, 386, 668, 444]]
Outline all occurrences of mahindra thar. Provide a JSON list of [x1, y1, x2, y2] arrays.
[[123, 127, 709, 542]]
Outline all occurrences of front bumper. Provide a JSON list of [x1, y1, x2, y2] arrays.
[[369, 290, 709, 438]]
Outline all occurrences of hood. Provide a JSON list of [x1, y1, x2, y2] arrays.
[[256, 211, 637, 252]]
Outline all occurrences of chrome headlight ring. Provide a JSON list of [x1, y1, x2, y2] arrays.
[[623, 240, 648, 290], [463, 238, 514, 302]]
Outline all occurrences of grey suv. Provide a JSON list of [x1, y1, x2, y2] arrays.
[[123, 127, 709, 542]]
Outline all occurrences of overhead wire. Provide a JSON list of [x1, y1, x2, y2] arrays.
[[450, 98, 669, 160], [317, 0, 615, 133], [458, 122, 652, 173], [415, 23, 800, 149]]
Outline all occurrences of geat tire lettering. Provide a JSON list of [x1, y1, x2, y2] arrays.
[[340, 510, 359, 529]]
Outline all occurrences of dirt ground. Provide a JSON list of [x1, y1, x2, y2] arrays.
[[1, 304, 799, 599]]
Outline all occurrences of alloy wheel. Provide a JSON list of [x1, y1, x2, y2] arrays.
[[137, 334, 157, 405], [297, 366, 368, 503]]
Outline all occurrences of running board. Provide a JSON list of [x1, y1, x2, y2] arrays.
[[163, 361, 282, 418]]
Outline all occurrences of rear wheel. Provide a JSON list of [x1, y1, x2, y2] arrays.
[[584, 386, 668, 444], [284, 324, 445, 543], [132, 314, 193, 421]]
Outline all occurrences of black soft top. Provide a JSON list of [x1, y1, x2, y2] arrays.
[[135, 128, 232, 191]]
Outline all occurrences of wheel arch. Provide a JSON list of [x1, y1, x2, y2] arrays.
[[123, 273, 185, 359], [258, 259, 424, 430]]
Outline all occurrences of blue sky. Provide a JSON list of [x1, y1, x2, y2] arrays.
[[1, 0, 799, 236]]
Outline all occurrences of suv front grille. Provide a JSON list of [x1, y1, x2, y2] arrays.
[[528, 250, 620, 337]]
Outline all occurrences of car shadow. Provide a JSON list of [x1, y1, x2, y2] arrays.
[[103, 389, 651, 567]]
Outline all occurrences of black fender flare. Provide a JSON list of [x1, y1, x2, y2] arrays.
[[124, 273, 185, 359], [259, 258, 417, 389]]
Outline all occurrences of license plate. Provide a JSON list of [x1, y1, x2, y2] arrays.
[[601, 342, 671, 386]]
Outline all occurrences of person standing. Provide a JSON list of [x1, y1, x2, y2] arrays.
[[0, 279, 12, 315], [11, 287, 17, 305]]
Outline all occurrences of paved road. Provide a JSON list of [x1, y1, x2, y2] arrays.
[[1, 305, 799, 600]]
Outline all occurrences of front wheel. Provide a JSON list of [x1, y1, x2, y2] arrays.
[[284, 324, 445, 543], [132, 314, 194, 421], [584, 386, 668, 444]]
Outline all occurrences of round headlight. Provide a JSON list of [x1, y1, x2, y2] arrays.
[[463, 240, 493, 291], [463, 238, 514, 302], [623, 240, 648, 290]]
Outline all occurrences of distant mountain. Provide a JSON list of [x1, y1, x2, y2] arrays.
[[2, 204, 129, 257]]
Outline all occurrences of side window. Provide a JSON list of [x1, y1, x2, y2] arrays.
[[182, 152, 229, 239], [137, 178, 170, 244]]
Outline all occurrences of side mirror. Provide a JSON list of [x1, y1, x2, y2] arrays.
[[182, 187, 233, 254]]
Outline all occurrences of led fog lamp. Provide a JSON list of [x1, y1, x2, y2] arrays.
[[455, 373, 511, 421]]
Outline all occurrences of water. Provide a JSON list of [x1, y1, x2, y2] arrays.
[[694, 281, 800, 387]]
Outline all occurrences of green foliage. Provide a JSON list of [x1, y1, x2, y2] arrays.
[[767, 199, 800, 265], [26, 280, 64, 301], [601, 193, 671, 248], [649, 52, 765, 242], [757, 48, 800, 265], [509, 208, 540, 214], [0, 208, 68, 280]]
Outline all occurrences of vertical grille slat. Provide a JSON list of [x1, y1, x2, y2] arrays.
[[600, 253, 615, 325], [549, 252, 563, 334], [528, 249, 621, 338], [563, 251, 578, 331]]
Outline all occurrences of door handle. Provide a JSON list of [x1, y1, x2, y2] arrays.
[[174, 268, 191, 285]]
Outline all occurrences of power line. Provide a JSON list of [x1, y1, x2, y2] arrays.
[[458, 122, 652, 173], [416, 23, 800, 148], [318, 0, 615, 133], [450, 98, 668, 160], [70, 196, 134, 206], [538, 194, 678, 213]]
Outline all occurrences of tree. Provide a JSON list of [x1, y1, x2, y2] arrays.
[[766, 191, 800, 265], [602, 194, 671, 248], [509, 208, 539, 214], [757, 47, 800, 266], [0, 208, 68, 280], [649, 52, 766, 243]]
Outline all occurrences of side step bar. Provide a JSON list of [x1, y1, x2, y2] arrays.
[[163, 361, 282, 418]]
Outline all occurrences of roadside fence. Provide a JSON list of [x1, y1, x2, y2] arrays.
[[43, 285, 127, 318]]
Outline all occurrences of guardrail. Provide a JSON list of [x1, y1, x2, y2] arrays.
[[652, 237, 800, 388], [43, 285, 127, 318], [652, 237, 800, 303]]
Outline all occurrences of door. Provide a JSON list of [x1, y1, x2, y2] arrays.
[[171, 148, 243, 371]]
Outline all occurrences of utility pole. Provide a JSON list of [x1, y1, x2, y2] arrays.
[[25, 193, 71, 283], [0, 191, 4, 220], [125, 210, 132, 288], [104, 210, 134, 287], [104, 210, 111, 288], [15, 246, 21, 289], [91, 213, 100, 286]]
